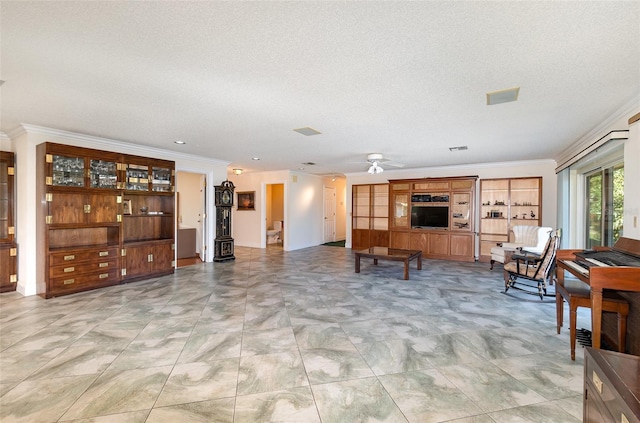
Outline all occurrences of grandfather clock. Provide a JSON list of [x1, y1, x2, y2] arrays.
[[213, 180, 235, 262]]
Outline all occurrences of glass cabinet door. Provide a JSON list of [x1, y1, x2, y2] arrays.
[[372, 184, 388, 231], [451, 193, 471, 231], [151, 167, 172, 192], [392, 192, 409, 228], [126, 164, 149, 191], [52, 155, 85, 187], [352, 185, 371, 230], [0, 160, 8, 240], [90, 159, 118, 189]]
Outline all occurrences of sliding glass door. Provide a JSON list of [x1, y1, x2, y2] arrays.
[[585, 164, 624, 248]]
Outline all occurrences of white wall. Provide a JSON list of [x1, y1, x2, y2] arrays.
[[11, 125, 228, 295], [344, 159, 558, 249], [229, 170, 326, 251]]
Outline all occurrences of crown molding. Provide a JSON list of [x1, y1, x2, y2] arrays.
[[15, 124, 229, 166], [554, 95, 638, 169]]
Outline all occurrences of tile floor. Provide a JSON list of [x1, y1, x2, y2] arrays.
[[0, 246, 590, 422]]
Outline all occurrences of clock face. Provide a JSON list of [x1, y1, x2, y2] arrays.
[[222, 190, 231, 205]]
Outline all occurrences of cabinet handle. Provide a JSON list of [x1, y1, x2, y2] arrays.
[[63, 267, 75, 273], [148, 254, 154, 262], [592, 371, 603, 394], [84, 204, 91, 213], [98, 262, 108, 268], [99, 273, 109, 279], [63, 279, 75, 285], [99, 251, 109, 257], [64, 255, 75, 261]]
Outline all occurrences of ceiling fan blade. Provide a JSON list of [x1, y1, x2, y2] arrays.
[[384, 161, 405, 168]]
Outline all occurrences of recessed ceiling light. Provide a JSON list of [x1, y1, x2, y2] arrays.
[[302, 162, 316, 166], [449, 146, 468, 151], [293, 127, 322, 136], [252, 157, 260, 161], [174, 140, 185, 145], [487, 87, 520, 105]]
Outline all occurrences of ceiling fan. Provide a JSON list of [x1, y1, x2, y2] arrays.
[[364, 153, 404, 174]]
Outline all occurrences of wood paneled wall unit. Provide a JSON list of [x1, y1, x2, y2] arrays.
[[36, 142, 175, 298], [388, 177, 477, 262]]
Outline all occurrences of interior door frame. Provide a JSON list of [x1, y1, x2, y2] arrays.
[[261, 180, 287, 249], [323, 185, 336, 243]]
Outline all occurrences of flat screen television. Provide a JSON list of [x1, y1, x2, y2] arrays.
[[411, 206, 449, 229]]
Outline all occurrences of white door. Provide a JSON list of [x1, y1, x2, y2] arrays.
[[324, 186, 336, 243]]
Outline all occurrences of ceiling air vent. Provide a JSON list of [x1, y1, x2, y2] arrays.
[[293, 127, 322, 136], [487, 87, 520, 105]]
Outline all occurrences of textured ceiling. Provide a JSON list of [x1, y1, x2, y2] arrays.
[[1, 1, 639, 175]]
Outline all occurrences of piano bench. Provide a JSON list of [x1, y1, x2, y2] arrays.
[[556, 279, 629, 360]]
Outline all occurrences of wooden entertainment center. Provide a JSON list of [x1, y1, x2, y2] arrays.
[[388, 177, 476, 262]]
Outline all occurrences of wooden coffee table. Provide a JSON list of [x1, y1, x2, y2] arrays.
[[354, 247, 423, 280]]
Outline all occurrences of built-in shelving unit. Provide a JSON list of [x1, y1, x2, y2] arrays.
[[479, 177, 542, 262], [36, 142, 175, 298], [352, 184, 389, 250]]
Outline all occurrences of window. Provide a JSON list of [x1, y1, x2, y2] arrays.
[[585, 164, 624, 248]]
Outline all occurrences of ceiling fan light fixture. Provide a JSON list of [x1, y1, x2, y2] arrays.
[[368, 161, 384, 174]]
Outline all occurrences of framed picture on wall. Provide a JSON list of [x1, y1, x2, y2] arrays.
[[237, 191, 255, 210], [123, 199, 132, 215]]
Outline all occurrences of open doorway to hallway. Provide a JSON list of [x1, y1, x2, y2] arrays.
[[266, 183, 284, 248], [176, 171, 206, 267]]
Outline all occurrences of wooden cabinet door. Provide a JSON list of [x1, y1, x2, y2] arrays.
[[0, 245, 17, 292], [427, 233, 449, 255], [450, 234, 474, 258], [124, 245, 150, 279], [86, 194, 119, 224], [48, 192, 85, 224], [151, 243, 173, 273]]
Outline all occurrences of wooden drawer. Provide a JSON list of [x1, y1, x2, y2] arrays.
[[50, 257, 119, 278], [50, 267, 120, 293], [49, 247, 120, 266], [584, 348, 640, 423]]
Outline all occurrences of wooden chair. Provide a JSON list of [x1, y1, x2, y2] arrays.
[[503, 230, 560, 300], [556, 278, 629, 360]]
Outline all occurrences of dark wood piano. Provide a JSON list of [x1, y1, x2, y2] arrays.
[[556, 237, 640, 354]]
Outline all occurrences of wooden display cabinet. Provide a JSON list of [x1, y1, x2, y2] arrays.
[[479, 177, 542, 262], [389, 177, 476, 262], [121, 155, 175, 282], [0, 151, 17, 292], [351, 184, 389, 250], [36, 142, 175, 297]]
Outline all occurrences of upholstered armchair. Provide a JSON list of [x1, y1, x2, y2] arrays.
[[490, 226, 553, 269]]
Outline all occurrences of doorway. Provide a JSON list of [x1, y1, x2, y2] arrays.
[[324, 186, 336, 243], [266, 183, 284, 248], [176, 171, 206, 267]]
